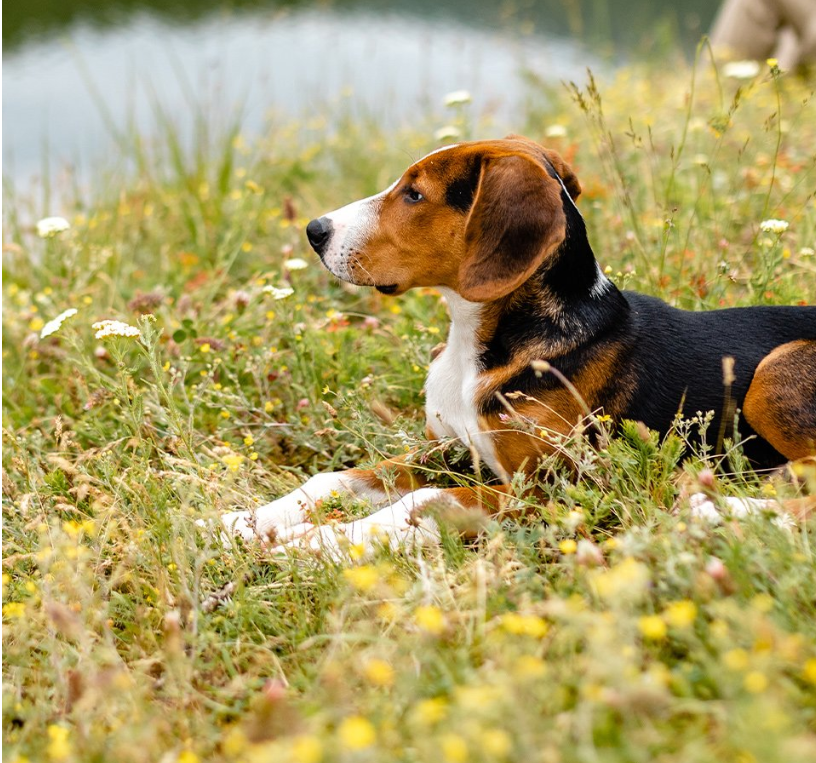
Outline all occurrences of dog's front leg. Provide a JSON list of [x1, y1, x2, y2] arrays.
[[219, 458, 425, 543], [275, 484, 512, 558]]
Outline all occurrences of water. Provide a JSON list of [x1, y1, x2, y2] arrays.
[[3, 0, 716, 194]]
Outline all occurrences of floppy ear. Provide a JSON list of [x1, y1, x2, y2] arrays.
[[503, 134, 582, 201], [457, 154, 567, 302]]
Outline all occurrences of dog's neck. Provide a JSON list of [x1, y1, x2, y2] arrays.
[[470, 188, 628, 369]]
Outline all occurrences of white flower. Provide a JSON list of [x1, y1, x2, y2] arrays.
[[759, 219, 789, 234], [36, 216, 71, 238], [444, 90, 472, 107], [544, 124, 568, 138], [722, 60, 761, 80], [40, 308, 78, 339], [262, 285, 294, 300], [800, 246, 814, 257], [434, 126, 461, 142], [283, 258, 309, 271], [92, 319, 141, 339]]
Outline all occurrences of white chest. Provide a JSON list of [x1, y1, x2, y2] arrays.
[[423, 291, 502, 476]]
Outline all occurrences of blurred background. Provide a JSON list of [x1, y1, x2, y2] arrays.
[[3, 0, 718, 196]]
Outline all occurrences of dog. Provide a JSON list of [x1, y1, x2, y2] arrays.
[[219, 135, 816, 552]]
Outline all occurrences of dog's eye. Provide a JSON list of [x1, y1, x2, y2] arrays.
[[403, 187, 424, 204]]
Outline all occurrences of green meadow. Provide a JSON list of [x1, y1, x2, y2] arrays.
[[3, 53, 816, 762]]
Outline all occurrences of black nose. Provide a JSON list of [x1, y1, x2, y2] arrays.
[[306, 217, 332, 257]]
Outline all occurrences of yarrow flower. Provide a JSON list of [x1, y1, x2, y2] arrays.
[[760, 219, 789, 234], [444, 89, 472, 107], [36, 216, 71, 238], [263, 285, 294, 300], [722, 60, 760, 79], [434, 126, 461, 142], [545, 124, 568, 138], [283, 258, 309, 271], [92, 320, 141, 339], [40, 308, 78, 339]]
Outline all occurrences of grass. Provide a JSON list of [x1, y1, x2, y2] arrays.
[[3, 50, 816, 763]]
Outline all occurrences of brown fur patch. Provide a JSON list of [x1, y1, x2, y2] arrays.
[[744, 340, 816, 460]]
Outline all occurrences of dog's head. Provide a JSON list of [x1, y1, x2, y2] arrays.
[[306, 135, 582, 302]]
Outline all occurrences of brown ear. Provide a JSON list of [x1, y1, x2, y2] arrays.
[[502, 134, 582, 201], [457, 153, 567, 303]]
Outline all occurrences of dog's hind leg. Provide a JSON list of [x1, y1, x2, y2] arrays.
[[743, 340, 816, 461]]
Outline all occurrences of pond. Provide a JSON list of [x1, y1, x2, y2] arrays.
[[3, 0, 717, 194]]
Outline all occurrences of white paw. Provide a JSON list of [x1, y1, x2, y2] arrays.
[[689, 493, 788, 526], [277, 488, 448, 560]]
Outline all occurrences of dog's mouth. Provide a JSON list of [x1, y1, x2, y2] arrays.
[[375, 284, 399, 295]]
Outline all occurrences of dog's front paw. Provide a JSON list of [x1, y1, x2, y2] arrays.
[[219, 510, 274, 543]]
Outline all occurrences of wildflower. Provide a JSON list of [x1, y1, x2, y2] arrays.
[[337, 716, 375, 750], [177, 752, 200, 763], [800, 247, 814, 257], [264, 401, 274, 413], [415, 605, 446, 635], [501, 612, 548, 638], [291, 735, 323, 763], [243, 434, 254, 446], [222, 453, 244, 472], [444, 90, 472, 107], [363, 658, 395, 687], [545, 124, 568, 138], [559, 539, 578, 555], [263, 285, 294, 300], [199, 343, 211, 354], [803, 658, 816, 685], [759, 219, 789, 234], [664, 600, 697, 628], [744, 671, 768, 693], [724, 648, 749, 670], [638, 614, 667, 641], [46, 724, 72, 761], [513, 654, 548, 678], [92, 320, 140, 339], [576, 539, 603, 567], [283, 258, 309, 271], [434, 125, 461, 142], [343, 565, 378, 592], [3, 602, 26, 619], [28, 317, 45, 332], [40, 308, 78, 339], [441, 733, 468, 762], [480, 728, 512, 758], [722, 60, 760, 79], [412, 697, 448, 725], [36, 216, 71, 238]]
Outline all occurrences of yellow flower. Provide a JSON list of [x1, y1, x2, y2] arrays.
[[664, 600, 697, 629], [441, 733, 468, 762], [46, 725, 72, 761], [363, 658, 395, 687], [558, 539, 577, 555], [500, 612, 549, 638], [199, 343, 211, 354], [220, 409, 231, 419], [724, 648, 749, 671], [291, 735, 323, 763], [337, 716, 375, 750], [415, 605, 446, 635], [412, 697, 448, 726], [177, 751, 200, 763], [3, 602, 26, 619], [222, 453, 245, 472], [264, 400, 274, 412], [513, 654, 548, 679], [29, 317, 45, 332], [243, 434, 254, 446], [744, 671, 768, 693], [480, 728, 512, 758], [343, 565, 378, 592], [638, 615, 667, 641], [802, 658, 816, 685]]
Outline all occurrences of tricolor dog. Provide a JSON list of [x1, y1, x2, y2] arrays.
[[221, 135, 816, 552]]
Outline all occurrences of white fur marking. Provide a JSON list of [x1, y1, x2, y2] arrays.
[[425, 289, 503, 477], [277, 487, 446, 558], [219, 471, 389, 541]]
